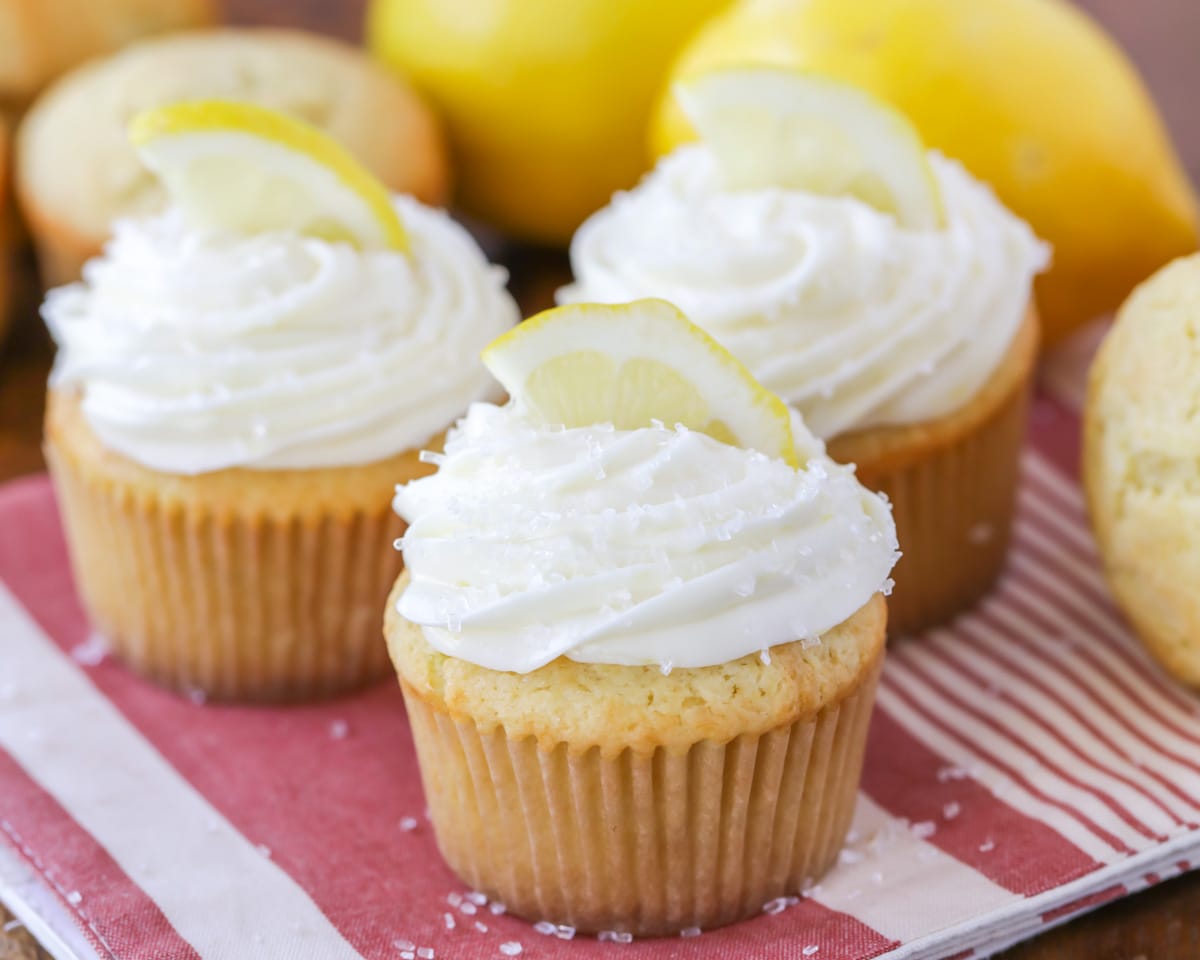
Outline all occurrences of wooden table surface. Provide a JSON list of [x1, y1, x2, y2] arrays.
[[1, 1, 1198, 958]]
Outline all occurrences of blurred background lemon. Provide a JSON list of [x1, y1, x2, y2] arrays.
[[367, 0, 728, 245], [651, 0, 1199, 346]]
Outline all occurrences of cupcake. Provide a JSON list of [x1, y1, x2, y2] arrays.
[[1085, 254, 1200, 688], [0, 0, 214, 110], [16, 28, 448, 287], [560, 68, 1050, 634], [43, 101, 518, 702], [386, 299, 899, 935]]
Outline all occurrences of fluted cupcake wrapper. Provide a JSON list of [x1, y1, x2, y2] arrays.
[[401, 653, 882, 937], [856, 374, 1033, 637], [48, 447, 403, 703]]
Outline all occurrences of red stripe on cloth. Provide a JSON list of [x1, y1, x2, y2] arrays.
[[980, 590, 1200, 788], [1013, 480, 1148, 626], [932, 632, 1183, 837], [0, 749, 198, 960], [890, 658, 1138, 855], [1026, 394, 1083, 477], [418, 898, 899, 960], [1000, 568, 1200, 756], [597, 898, 899, 960], [1039, 884, 1125, 924], [1, 492, 453, 955], [0, 478, 458, 956], [0, 478, 94, 652], [1018, 466, 1087, 521], [1, 476, 900, 959], [961, 612, 1199, 827], [861, 707, 1100, 894], [1002, 536, 1200, 730]]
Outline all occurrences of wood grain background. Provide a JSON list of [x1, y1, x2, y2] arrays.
[[0, 1, 1198, 957]]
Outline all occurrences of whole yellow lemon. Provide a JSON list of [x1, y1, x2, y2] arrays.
[[651, 0, 1199, 345], [367, 0, 728, 245]]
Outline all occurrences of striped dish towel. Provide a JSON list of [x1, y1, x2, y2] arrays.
[[1, 324, 1197, 960]]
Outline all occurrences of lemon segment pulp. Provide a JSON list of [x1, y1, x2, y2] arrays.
[[483, 299, 799, 467], [130, 99, 409, 251]]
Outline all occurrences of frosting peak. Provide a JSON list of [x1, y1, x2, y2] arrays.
[[44, 197, 519, 473], [394, 403, 899, 673], [559, 145, 1050, 438]]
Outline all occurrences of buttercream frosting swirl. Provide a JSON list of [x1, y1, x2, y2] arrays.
[[394, 403, 898, 673], [44, 197, 519, 473], [560, 146, 1050, 438]]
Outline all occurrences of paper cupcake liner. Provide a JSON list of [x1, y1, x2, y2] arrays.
[[858, 373, 1033, 636], [48, 447, 403, 702], [401, 653, 882, 937]]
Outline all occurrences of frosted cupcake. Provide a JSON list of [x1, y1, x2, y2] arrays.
[[43, 101, 518, 701], [386, 300, 899, 935], [561, 69, 1050, 633]]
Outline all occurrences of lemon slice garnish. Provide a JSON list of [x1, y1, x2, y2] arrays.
[[129, 100, 409, 251], [483, 299, 799, 466], [676, 66, 944, 229]]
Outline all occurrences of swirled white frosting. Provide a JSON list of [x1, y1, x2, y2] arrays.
[[43, 197, 519, 473], [560, 146, 1050, 438], [394, 402, 898, 673]]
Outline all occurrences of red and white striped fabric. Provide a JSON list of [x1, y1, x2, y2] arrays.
[[1, 323, 1198, 960]]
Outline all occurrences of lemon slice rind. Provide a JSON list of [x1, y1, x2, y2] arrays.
[[482, 299, 799, 467], [130, 99, 409, 251], [676, 67, 944, 230]]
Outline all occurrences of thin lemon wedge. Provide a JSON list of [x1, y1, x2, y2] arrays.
[[482, 299, 800, 466], [129, 99, 409, 251], [675, 66, 943, 229]]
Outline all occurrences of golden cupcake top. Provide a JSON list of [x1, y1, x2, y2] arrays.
[[387, 578, 886, 755]]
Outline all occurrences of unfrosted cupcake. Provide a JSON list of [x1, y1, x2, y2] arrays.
[[1085, 254, 1200, 689], [386, 299, 899, 935], [0, 0, 215, 109], [43, 101, 518, 701], [561, 69, 1050, 633]]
